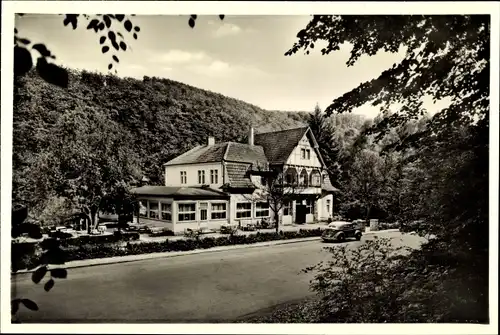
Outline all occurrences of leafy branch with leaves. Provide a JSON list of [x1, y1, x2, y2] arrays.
[[11, 204, 69, 322], [14, 13, 225, 87]]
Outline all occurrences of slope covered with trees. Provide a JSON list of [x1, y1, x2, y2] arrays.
[[13, 69, 309, 220]]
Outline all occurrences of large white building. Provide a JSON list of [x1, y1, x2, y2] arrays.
[[131, 126, 339, 235]]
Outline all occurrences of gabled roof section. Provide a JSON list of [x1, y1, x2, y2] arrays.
[[254, 126, 309, 164], [164, 141, 268, 167], [225, 142, 267, 165], [164, 143, 227, 166]]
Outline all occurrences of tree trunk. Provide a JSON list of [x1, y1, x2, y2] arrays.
[[91, 209, 99, 233], [86, 214, 92, 234], [365, 204, 372, 227]]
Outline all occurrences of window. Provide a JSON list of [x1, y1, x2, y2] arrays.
[[161, 203, 172, 221], [285, 170, 297, 186], [200, 202, 208, 221], [306, 149, 311, 160], [210, 169, 218, 184], [310, 171, 321, 187], [305, 199, 313, 214], [139, 201, 148, 218], [283, 201, 292, 216], [301, 148, 306, 159], [211, 202, 227, 220], [326, 199, 331, 215], [255, 202, 270, 217], [178, 203, 196, 221], [236, 203, 252, 218], [198, 170, 205, 184], [300, 171, 308, 186], [180, 171, 187, 184], [149, 201, 159, 219]]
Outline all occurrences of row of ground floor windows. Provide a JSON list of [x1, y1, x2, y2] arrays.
[[138, 200, 270, 222]]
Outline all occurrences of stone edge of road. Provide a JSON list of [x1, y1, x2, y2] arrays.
[[12, 229, 400, 275]]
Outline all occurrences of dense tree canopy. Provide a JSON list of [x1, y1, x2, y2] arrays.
[[286, 15, 489, 141], [13, 69, 309, 224], [285, 15, 490, 323]]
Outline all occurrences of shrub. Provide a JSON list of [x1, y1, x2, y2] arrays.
[[301, 237, 413, 323], [149, 229, 175, 237], [378, 222, 401, 231], [48, 231, 73, 239], [59, 232, 140, 247], [199, 237, 216, 249], [297, 236, 481, 323]]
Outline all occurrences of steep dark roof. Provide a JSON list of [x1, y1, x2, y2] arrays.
[[164, 142, 267, 166], [225, 143, 267, 164], [130, 186, 229, 198], [225, 162, 255, 189], [254, 127, 309, 164]]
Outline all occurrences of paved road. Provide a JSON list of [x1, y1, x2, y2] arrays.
[[11, 231, 424, 323]]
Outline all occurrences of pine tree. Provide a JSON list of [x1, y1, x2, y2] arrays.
[[308, 103, 342, 188]]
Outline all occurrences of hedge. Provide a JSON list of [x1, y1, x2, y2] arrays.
[[58, 231, 140, 247], [12, 228, 323, 270], [149, 230, 175, 237], [377, 222, 401, 231]]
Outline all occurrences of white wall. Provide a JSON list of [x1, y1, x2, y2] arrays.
[[173, 199, 229, 234], [285, 133, 322, 168], [229, 193, 271, 225], [133, 197, 230, 234], [133, 196, 174, 230], [317, 194, 334, 221], [165, 162, 223, 188]]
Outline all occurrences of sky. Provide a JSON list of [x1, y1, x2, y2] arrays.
[[15, 14, 450, 118]]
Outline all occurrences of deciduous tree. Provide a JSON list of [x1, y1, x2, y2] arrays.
[[287, 15, 490, 323]]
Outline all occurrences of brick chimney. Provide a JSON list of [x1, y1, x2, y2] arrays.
[[208, 137, 215, 146], [248, 127, 254, 146]]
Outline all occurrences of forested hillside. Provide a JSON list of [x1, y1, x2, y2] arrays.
[[13, 69, 309, 217]]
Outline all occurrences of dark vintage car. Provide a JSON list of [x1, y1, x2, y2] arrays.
[[322, 221, 362, 243]]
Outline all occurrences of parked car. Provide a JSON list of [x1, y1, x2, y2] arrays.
[[322, 221, 362, 243]]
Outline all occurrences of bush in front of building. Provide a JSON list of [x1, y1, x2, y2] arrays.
[[149, 229, 175, 237], [13, 228, 325, 270], [59, 231, 140, 248]]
